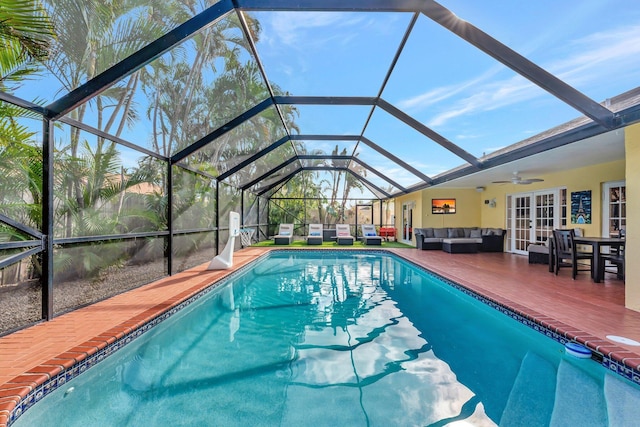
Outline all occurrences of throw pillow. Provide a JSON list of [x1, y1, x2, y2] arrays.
[[433, 228, 448, 238], [470, 229, 482, 238]]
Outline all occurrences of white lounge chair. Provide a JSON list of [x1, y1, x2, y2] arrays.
[[360, 224, 383, 246], [273, 223, 294, 245], [306, 223, 323, 245], [335, 224, 354, 245]]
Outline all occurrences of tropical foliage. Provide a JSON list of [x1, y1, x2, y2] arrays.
[[1, 1, 286, 286], [0, 0, 53, 89], [0, 0, 53, 244]]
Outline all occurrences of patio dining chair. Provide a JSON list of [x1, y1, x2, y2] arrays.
[[552, 229, 593, 279], [599, 241, 625, 281]]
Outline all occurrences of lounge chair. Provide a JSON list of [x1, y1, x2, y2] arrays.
[[306, 224, 323, 245], [360, 224, 383, 246], [273, 223, 294, 245], [335, 224, 354, 245]]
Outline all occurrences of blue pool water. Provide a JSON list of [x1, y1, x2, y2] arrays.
[[12, 251, 640, 426]]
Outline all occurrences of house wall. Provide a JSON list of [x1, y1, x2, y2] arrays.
[[395, 159, 624, 243], [480, 160, 625, 237], [391, 135, 634, 309], [420, 188, 482, 228], [393, 192, 423, 245], [625, 123, 640, 311]]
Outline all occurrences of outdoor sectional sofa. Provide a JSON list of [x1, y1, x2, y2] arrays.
[[414, 227, 506, 253]]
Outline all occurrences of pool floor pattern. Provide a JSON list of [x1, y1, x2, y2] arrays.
[[1, 247, 640, 426]]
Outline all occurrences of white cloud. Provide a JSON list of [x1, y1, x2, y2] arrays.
[[264, 12, 368, 49], [397, 65, 503, 112], [549, 25, 640, 90], [396, 23, 640, 127], [427, 74, 538, 127]]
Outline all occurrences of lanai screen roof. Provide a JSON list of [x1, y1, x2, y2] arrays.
[[6, 0, 640, 201]]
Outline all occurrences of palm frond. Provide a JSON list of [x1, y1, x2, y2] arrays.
[[0, 0, 54, 61]]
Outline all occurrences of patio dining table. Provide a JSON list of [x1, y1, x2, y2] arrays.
[[572, 236, 625, 283]]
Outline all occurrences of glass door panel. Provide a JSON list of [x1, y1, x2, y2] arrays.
[[534, 193, 555, 245], [602, 182, 626, 237], [512, 194, 532, 254], [509, 190, 558, 254]]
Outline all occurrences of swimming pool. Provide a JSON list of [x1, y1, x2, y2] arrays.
[[11, 251, 640, 426]]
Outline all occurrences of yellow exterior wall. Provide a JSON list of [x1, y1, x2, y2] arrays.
[[420, 188, 482, 228], [479, 160, 625, 235], [391, 133, 634, 309], [395, 160, 624, 240], [394, 192, 423, 245], [625, 124, 640, 311]]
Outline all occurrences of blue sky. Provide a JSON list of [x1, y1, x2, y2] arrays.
[[9, 1, 640, 194], [252, 1, 640, 189]]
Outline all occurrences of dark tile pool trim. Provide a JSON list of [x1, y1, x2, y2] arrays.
[[5, 249, 640, 425], [6, 252, 272, 426], [388, 250, 640, 386]]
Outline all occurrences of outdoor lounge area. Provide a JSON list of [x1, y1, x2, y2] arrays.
[[414, 227, 506, 253], [1, 0, 640, 425]]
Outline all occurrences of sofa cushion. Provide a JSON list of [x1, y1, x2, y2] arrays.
[[528, 244, 549, 254], [416, 228, 434, 238], [423, 237, 443, 243], [447, 228, 464, 238], [481, 228, 504, 236], [434, 228, 448, 238], [470, 229, 482, 238], [442, 238, 482, 244], [463, 227, 476, 238]]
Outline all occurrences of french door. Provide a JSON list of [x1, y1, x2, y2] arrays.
[[508, 190, 559, 255], [402, 202, 414, 242], [602, 181, 626, 237]]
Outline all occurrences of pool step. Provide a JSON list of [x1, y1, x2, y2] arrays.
[[502, 352, 640, 426], [604, 373, 640, 426], [500, 352, 556, 427], [549, 359, 608, 426]]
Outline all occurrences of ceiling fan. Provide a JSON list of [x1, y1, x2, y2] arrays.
[[492, 172, 544, 185]]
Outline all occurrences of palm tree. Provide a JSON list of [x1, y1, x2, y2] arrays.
[[0, 0, 53, 89], [0, 0, 53, 229], [42, 0, 163, 235], [0, 0, 54, 282]]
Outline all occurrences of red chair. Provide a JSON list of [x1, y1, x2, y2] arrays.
[[379, 227, 396, 241]]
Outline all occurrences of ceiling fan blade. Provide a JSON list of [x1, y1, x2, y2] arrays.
[[517, 178, 544, 184], [491, 180, 511, 184]]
